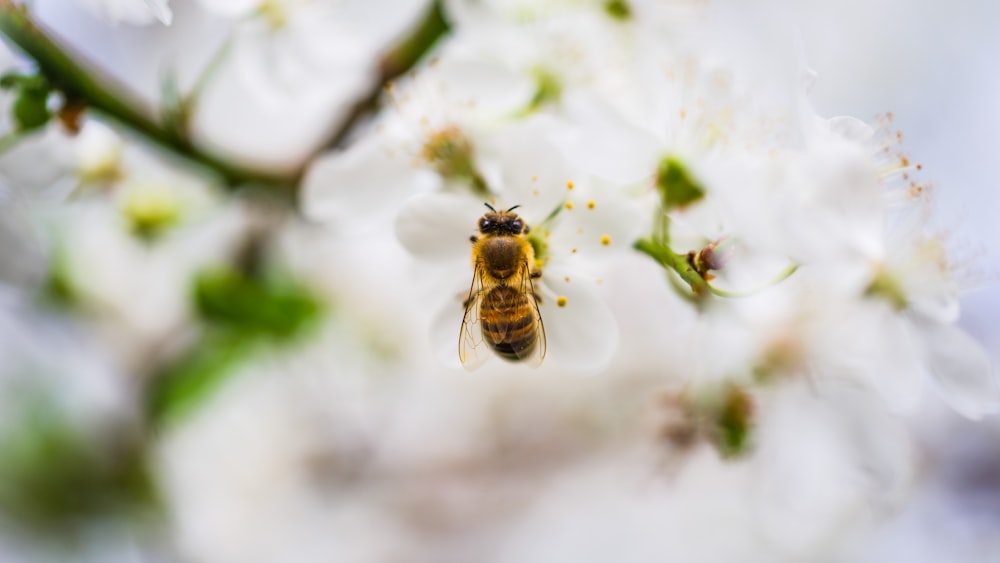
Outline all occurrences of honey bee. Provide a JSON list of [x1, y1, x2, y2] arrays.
[[459, 203, 546, 368]]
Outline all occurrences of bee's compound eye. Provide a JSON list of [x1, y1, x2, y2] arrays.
[[479, 218, 492, 232], [511, 220, 523, 233]]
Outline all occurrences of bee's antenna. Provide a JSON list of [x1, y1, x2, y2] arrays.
[[484, 202, 497, 212], [507, 204, 521, 212]]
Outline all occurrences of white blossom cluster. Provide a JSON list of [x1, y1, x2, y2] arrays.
[[0, 0, 997, 562]]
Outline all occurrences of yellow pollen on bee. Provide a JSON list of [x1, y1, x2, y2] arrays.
[[557, 296, 568, 307], [587, 200, 595, 209], [600, 234, 611, 246], [566, 181, 575, 190], [565, 201, 574, 210]]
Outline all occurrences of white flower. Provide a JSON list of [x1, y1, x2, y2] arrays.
[[37, 126, 246, 365], [391, 119, 644, 374], [190, 0, 431, 169], [74, 0, 172, 25]]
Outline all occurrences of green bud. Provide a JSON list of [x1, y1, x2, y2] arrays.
[[604, 0, 632, 20], [12, 88, 51, 132], [865, 269, 908, 311], [714, 385, 754, 459], [526, 68, 562, 112], [2, 73, 54, 132], [656, 156, 705, 209]]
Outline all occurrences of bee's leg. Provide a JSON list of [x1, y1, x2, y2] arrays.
[[461, 289, 481, 309], [530, 270, 543, 304], [470, 235, 479, 243]]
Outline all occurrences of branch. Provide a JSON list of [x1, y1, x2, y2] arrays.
[[323, 0, 449, 149], [0, 1, 295, 191]]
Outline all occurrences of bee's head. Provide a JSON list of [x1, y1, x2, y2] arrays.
[[478, 203, 524, 235]]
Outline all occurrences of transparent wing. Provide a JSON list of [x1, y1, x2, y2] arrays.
[[459, 261, 489, 370], [516, 259, 546, 367]]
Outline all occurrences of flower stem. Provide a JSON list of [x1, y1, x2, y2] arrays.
[[0, 0, 295, 192], [0, 0, 450, 195], [706, 264, 799, 298], [633, 238, 711, 300]]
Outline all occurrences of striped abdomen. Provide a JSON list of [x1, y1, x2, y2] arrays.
[[480, 285, 538, 361]]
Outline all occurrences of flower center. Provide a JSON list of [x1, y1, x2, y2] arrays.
[[259, 0, 290, 30], [420, 127, 488, 196], [120, 183, 182, 241], [865, 267, 908, 311]]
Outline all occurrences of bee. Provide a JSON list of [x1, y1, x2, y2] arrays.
[[459, 203, 546, 368]]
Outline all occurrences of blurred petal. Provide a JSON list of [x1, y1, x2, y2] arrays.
[[428, 289, 471, 371], [826, 116, 874, 144], [551, 93, 661, 184], [917, 318, 1000, 419], [300, 134, 438, 231]]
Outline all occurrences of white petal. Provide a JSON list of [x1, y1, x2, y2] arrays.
[[916, 318, 1000, 419], [826, 116, 874, 144], [394, 191, 481, 260], [548, 186, 646, 265], [537, 269, 618, 375], [299, 134, 438, 231], [144, 0, 172, 25], [550, 93, 661, 184], [476, 118, 572, 217], [196, 0, 258, 18], [434, 55, 536, 118], [752, 385, 867, 554], [826, 303, 925, 414], [428, 289, 470, 371]]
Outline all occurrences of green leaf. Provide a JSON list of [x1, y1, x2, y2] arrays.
[[146, 331, 256, 425], [656, 156, 705, 209], [194, 266, 322, 339], [8, 73, 53, 132], [146, 266, 325, 426]]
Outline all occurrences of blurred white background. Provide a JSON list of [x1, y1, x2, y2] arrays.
[[17, 1, 1000, 560]]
